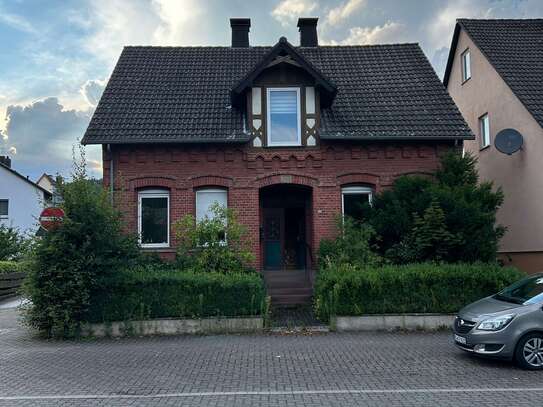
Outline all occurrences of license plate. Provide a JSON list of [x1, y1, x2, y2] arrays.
[[454, 334, 467, 345]]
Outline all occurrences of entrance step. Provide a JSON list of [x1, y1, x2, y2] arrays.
[[269, 305, 326, 329]]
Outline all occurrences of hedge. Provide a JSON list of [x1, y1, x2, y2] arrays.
[[0, 261, 23, 274], [314, 263, 524, 321], [86, 266, 266, 323]]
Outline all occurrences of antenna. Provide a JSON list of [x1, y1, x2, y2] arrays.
[[494, 128, 523, 155]]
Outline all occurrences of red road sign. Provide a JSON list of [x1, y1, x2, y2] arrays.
[[39, 207, 65, 231]]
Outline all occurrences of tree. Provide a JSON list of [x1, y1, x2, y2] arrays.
[[366, 152, 505, 263], [23, 151, 139, 338]]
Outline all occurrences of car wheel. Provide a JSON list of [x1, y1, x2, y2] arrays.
[[515, 333, 543, 370]]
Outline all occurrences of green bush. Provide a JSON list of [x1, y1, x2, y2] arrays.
[[364, 153, 505, 263], [0, 261, 23, 274], [319, 217, 382, 268], [0, 225, 31, 261], [314, 263, 524, 321], [23, 154, 140, 338], [86, 266, 266, 323], [174, 203, 255, 273]]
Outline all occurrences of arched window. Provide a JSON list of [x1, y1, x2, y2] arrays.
[[341, 185, 373, 222], [138, 189, 169, 248]]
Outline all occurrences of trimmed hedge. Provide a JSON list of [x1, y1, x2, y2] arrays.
[[86, 266, 266, 323], [314, 263, 524, 321], [0, 261, 23, 274]]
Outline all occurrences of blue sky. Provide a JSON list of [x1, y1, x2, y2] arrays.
[[1, 0, 542, 180]]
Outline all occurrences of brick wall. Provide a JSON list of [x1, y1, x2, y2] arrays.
[[103, 141, 455, 267]]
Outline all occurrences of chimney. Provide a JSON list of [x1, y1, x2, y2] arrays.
[[0, 156, 11, 168], [297, 18, 318, 47], [230, 18, 251, 47]]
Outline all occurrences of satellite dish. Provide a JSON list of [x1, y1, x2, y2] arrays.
[[494, 128, 524, 155]]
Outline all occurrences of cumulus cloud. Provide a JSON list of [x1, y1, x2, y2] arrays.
[[329, 21, 407, 45], [272, 0, 318, 26], [325, 0, 365, 26], [0, 97, 100, 178], [80, 79, 106, 107]]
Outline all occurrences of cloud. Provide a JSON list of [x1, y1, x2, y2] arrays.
[[272, 0, 318, 26], [0, 97, 101, 178], [329, 21, 407, 45], [0, 10, 36, 34], [151, 0, 205, 45], [325, 0, 364, 26], [80, 79, 106, 107]]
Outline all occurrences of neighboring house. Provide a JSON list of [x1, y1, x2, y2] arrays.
[[37, 173, 63, 206], [0, 156, 51, 234], [82, 18, 472, 301], [444, 19, 543, 273]]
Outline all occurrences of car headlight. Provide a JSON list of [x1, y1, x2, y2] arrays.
[[476, 314, 515, 331]]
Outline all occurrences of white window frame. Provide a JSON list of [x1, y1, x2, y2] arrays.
[[341, 186, 373, 218], [0, 199, 7, 219], [138, 189, 170, 249], [266, 87, 302, 147], [479, 113, 490, 148], [195, 188, 228, 223], [461, 49, 471, 82]]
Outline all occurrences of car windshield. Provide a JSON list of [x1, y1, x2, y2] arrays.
[[495, 275, 543, 305]]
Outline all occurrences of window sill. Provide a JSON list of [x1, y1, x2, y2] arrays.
[[480, 145, 491, 152], [140, 245, 172, 251], [461, 77, 471, 86]]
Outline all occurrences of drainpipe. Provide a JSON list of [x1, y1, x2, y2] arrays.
[[107, 144, 114, 204]]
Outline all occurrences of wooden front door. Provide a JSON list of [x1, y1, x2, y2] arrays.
[[262, 208, 284, 269]]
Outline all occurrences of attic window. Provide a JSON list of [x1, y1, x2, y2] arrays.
[[266, 88, 301, 147], [461, 49, 471, 82]]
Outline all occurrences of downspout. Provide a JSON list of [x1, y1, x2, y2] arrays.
[[107, 144, 114, 204]]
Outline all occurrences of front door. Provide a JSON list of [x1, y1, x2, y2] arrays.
[[262, 208, 283, 269]]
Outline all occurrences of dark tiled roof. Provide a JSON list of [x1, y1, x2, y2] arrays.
[[444, 19, 543, 128], [82, 42, 473, 144]]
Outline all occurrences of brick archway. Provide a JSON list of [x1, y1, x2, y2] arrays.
[[254, 173, 318, 189]]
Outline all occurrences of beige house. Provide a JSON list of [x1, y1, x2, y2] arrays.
[[444, 19, 543, 273]]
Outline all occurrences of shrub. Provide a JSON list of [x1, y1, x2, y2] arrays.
[[23, 154, 140, 338], [174, 203, 255, 273], [319, 217, 382, 269], [86, 266, 266, 322], [0, 261, 23, 274], [365, 153, 505, 263], [314, 263, 524, 321], [0, 225, 31, 261]]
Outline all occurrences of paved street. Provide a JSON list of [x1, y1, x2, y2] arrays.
[[1, 305, 543, 406]]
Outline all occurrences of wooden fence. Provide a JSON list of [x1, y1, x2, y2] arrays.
[[0, 272, 25, 301]]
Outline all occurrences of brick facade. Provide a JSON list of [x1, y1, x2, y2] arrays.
[[104, 141, 455, 268]]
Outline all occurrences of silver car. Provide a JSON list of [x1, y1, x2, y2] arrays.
[[453, 273, 543, 369]]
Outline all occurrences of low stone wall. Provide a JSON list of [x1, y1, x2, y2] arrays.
[[0, 272, 26, 302], [82, 317, 264, 338], [333, 314, 455, 332]]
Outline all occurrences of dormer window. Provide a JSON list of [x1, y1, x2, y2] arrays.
[[266, 87, 301, 147]]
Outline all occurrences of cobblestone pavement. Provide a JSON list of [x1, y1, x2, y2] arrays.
[[1, 307, 543, 406]]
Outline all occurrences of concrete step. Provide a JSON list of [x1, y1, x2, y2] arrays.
[[267, 287, 313, 295], [271, 294, 313, 306]]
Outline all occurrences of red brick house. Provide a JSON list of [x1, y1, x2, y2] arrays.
[[82, 18, 472, 303]]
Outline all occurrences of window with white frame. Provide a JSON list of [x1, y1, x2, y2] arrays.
[[138, 190, 169, 248], [266, 87, 301, 146], [0, 199, 7, 219], [479, 113, 490, 148], [461, 49, 471, 82], [196, 188, 228, 243], [341, 186, 373, 222]]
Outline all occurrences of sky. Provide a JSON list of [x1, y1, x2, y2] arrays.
[[0, 0, 542, 181]]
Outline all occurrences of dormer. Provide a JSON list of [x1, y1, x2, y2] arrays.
[[230, 19, 337, 148]]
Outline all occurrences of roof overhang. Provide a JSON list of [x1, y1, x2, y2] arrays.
[[442, 22, 462, 87], [230, 37, 337, 109]]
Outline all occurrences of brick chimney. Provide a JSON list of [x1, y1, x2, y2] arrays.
[[230, 18, 251, 48], [0, 156, 11, 168], [297, 18, 318, 47]]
